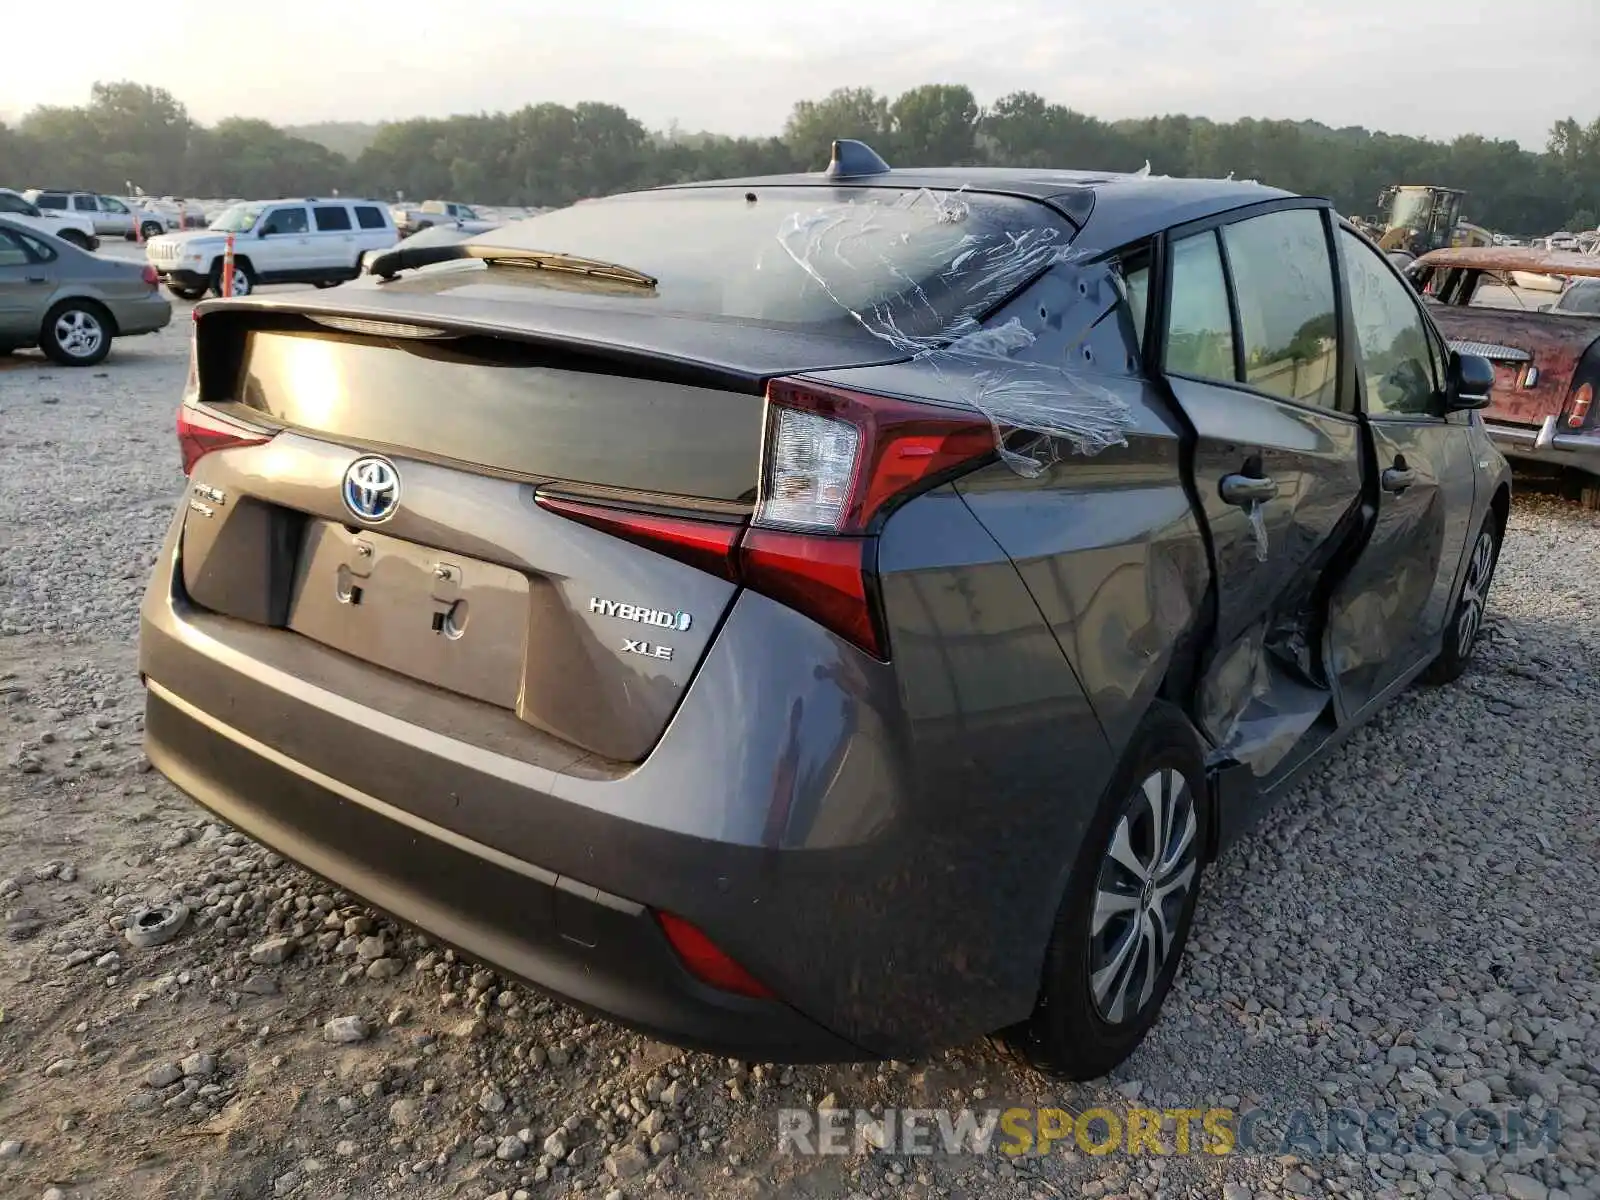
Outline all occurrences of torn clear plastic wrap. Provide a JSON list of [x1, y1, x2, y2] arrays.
[[1247, 498, 1269, 562], [776, 190, 1137, 476]]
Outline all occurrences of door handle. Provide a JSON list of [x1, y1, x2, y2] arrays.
[[24, 275, 48, 284], [1381, 461, 1417, 493], [1220, 473, 1279, 507]]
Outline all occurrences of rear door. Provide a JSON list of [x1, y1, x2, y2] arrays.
[[1325, 228, 1477, 715], [1158, 204, 1364, 781], [310, 204, 357, 273], [0, 228, 49, 339]]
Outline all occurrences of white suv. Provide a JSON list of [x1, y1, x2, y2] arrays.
[[23, 190, 175, 240], [0, 189, 100, 250], [144, 198, 399, 299]]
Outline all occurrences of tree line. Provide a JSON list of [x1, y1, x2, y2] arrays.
[[2, 81, 1596, 236]]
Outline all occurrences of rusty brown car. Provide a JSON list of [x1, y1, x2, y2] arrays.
[[1413, 246, 1600, 506]]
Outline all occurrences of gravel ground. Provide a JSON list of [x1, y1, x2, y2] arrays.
[[1, 272, 1598, 1200]]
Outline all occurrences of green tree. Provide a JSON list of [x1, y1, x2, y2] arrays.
[[782, 87, 892, 171], [889, 84, 979, 166]]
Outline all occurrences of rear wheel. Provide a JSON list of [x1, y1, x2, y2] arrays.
[[1421, 514, 1501, 684], [140, 220, 164, 241], [167, 283, 206, 301], [996, 702, 1209, 1079], [41, 300, 112, 367]]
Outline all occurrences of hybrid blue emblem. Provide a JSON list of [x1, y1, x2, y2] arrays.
[[342, 456, 401, 523]]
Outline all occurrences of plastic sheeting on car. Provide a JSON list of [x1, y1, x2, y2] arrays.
[[776, 189, 1137, 477]]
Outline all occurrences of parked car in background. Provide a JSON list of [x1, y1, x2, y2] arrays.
[[23, 189, 175, 240], [1414, 245, 1600, 507], [1552, 277, 1600, 316], [145, 198, 399, 298], [0, 188, 99, 250], [0, 217, 170, 365], [391, 200, 496, 236], [359, 219, 500, 274], [141, 148, 1508, 1078]]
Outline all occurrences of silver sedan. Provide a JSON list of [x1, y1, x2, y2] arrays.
[[0, 217, 172, 366]]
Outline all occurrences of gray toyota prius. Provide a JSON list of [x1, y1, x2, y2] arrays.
[[139, 142, 1509, 1078]]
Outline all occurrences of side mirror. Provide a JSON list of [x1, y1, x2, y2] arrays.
[[258, 227, 274, 237], [1447, 351, 1495, 411]]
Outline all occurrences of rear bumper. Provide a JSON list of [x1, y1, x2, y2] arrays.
[[143, 681, 855, 1060], [111, 294, 173, 336], [1486, 418, 1600, 475]]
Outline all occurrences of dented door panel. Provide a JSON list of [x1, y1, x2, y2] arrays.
[[1165, 377, 1363, 778]]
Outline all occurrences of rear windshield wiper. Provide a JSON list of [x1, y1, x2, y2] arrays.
[[369, 242, 656, 288]]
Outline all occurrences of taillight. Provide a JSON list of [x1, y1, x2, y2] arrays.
[[757, 379, 996, 535], [177, 404, 271, 476], [175, 321, 271, 475], [536, 378, 993, 659], [535, 495, 740, 580], [654, 911, 774, 999], [141, 264, 158, 288], [1569, 382, 1593, 429]]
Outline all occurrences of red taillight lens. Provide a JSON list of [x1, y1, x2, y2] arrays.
[[1569, 382, 1593, 429], [177, 404, 271, 475], [534, 495, 740, 580], [740, 528, 879, 657], [537, 378, 993, 659], [141, 264, 158, 287], [654, 911, 774, 999]]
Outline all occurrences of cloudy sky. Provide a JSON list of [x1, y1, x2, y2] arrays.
[[8, 0, 1598, 148]]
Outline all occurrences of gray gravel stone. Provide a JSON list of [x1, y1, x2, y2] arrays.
[[321, 1016, 371, 1044]]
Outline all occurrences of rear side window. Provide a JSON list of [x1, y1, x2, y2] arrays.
[[35, 194, 67, 210], [314, 205, 352, 232], [13, 229, 56, 262], [73, 195, 97, 211], [468, 187, 1070, 340], [354, 205, 386, 230], [1220, 210, 1338, 408], [0, 230, 30, 267], [1164, 231, 1236, 382]]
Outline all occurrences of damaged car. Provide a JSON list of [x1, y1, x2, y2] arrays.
[[139, 141, 1510, 1079], [1411, 245, 1600, 508]]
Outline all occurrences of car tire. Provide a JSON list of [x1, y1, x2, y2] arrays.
[[57, 229, 92, 251], [314, 281, 341, 289], [167, 284, 207, 301], [1420, 512, 1502, 685], [1578, 481, 1600, 512], [994, 700, 1209, 1079], [140, 221, 164, 241], [40, 300, 113, 367], [209, 259, 255, 298]]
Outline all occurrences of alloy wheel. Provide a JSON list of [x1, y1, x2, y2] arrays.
[[53, 309, 104, 360], [1089, 768, 1199, 1025], [1456, 528, 1495, 658], [231, 268, 252, 296]]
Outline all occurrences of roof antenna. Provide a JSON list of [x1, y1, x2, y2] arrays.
[[825, 139, 892, 179]]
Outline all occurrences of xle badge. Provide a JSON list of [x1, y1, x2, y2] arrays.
[[623, 639, 673, 661]]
